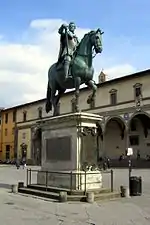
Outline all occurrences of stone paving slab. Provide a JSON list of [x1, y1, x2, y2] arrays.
[[1, 166, 150, 224], [0, 188, 150, 225]]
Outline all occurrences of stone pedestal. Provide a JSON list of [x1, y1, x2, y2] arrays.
[[37, 112, 103, 190]]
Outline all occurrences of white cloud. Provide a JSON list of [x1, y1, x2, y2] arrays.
[[0, 18, 137, 107], [104, 64, 136, 80]]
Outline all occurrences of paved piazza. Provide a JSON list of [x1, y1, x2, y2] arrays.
[[1, 166, 150, 224]]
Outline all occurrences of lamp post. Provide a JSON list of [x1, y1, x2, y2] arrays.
[[127, 147, 133, 189]]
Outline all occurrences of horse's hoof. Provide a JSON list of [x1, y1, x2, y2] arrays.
[[75, 107, 79, 112], [87, 98, 91, 104], [53, 113, 60, 117]]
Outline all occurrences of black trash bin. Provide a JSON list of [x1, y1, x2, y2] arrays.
[[129, 176, 142, 196], [138, 176, 142, 195]]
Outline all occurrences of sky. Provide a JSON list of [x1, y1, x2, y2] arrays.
[[0, 0, 149, 107]]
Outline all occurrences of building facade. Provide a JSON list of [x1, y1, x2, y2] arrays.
[[1, 69, 150, 163], [15, 100, 52, 164], [0, 109, 3, 159], [0, 108, 16, 161]]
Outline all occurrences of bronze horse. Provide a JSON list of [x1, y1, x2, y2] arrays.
[[45, 29, 103, 116]]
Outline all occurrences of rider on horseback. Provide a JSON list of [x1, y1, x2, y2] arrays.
[[57, 22, 79, 80]]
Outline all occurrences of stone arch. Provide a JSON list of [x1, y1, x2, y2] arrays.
[[104, 116, 127, 159], [128, 111, 150, 159], [104, 116, 127, 137], [128, 111, 150, 127]]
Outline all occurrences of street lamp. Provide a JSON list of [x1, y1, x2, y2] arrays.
[[127, 147, 133, 187]]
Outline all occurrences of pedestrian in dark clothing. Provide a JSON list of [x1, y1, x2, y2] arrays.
[[16, 159, 20, 169], [106, 157, 110, 169], [22, 157, 26, 169]]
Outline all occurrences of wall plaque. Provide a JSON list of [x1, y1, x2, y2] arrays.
[[46, 136, 71, 161]]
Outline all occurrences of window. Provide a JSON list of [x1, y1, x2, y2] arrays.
[[135, 87, 141, 97], [23, 111, 27, 122], [133, 83, 142, 98], [13, 111, 16, 122], [71, 99, 76, 113], [90, 99, 95, 109], [5, 145, 10, 160], [38, 107, 42, 119], [110, 89, 117, 105], [5, 113, 8, 124], [130, 135, 139, 146], [5, 128, 7, 136]]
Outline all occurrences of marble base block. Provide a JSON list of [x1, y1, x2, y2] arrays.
[[37, 112, 103, 191], [37, 170, 102, 190]]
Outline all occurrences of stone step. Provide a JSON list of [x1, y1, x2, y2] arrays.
[[67, 192, 120, 202], [19, 187, 59, 200], [27, 184, 111, 195], [18, 187, 120, 202], [95, 192, 120, 201], [28, 184, 81, 195]]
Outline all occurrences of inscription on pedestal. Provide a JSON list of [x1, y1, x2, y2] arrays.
[[46, 136, 71, 161]]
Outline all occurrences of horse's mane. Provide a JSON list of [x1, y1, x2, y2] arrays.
[[78, 30, 95, 48]]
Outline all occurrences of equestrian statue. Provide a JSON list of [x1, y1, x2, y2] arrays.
[[45, 21, 104, 116]]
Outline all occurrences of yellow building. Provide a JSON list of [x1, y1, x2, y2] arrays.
[[0, 110, 3, 160], [0, 125, 1, 160], [1, 108, 16, 161], [16, 100, 48, 164]]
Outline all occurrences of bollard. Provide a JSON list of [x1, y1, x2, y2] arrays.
[[86, 192, 94, 203], [120, 186, 130, 198], [59, 191, 67, 202], [11, 184, 18, 193], [125, 187, 130, 198]]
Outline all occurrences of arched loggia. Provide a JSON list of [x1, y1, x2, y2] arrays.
[[128, 112, 150, 158], [104, 116, 127, 159]]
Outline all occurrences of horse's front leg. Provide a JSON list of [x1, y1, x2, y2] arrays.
[[86, 80, 97, 104], [74, 77, 81, 112], [51, 88, 57, 116], [53, 88, 65, 116]]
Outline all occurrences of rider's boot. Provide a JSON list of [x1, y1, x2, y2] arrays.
[[64, 61, 71, 79]]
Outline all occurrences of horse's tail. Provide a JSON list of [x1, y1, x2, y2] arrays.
[[45, 82, 52, 113]]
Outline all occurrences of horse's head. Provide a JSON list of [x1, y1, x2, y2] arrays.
[[90, 29, 104, 54], [77, 29, 104, 58]]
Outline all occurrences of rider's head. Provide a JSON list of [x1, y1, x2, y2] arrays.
[[69, 22, 76, 33]]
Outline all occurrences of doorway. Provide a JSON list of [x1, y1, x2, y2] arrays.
[[5, 145, 10, 160]]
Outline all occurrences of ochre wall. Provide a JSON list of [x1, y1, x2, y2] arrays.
[[1, 109, 16, 160]]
